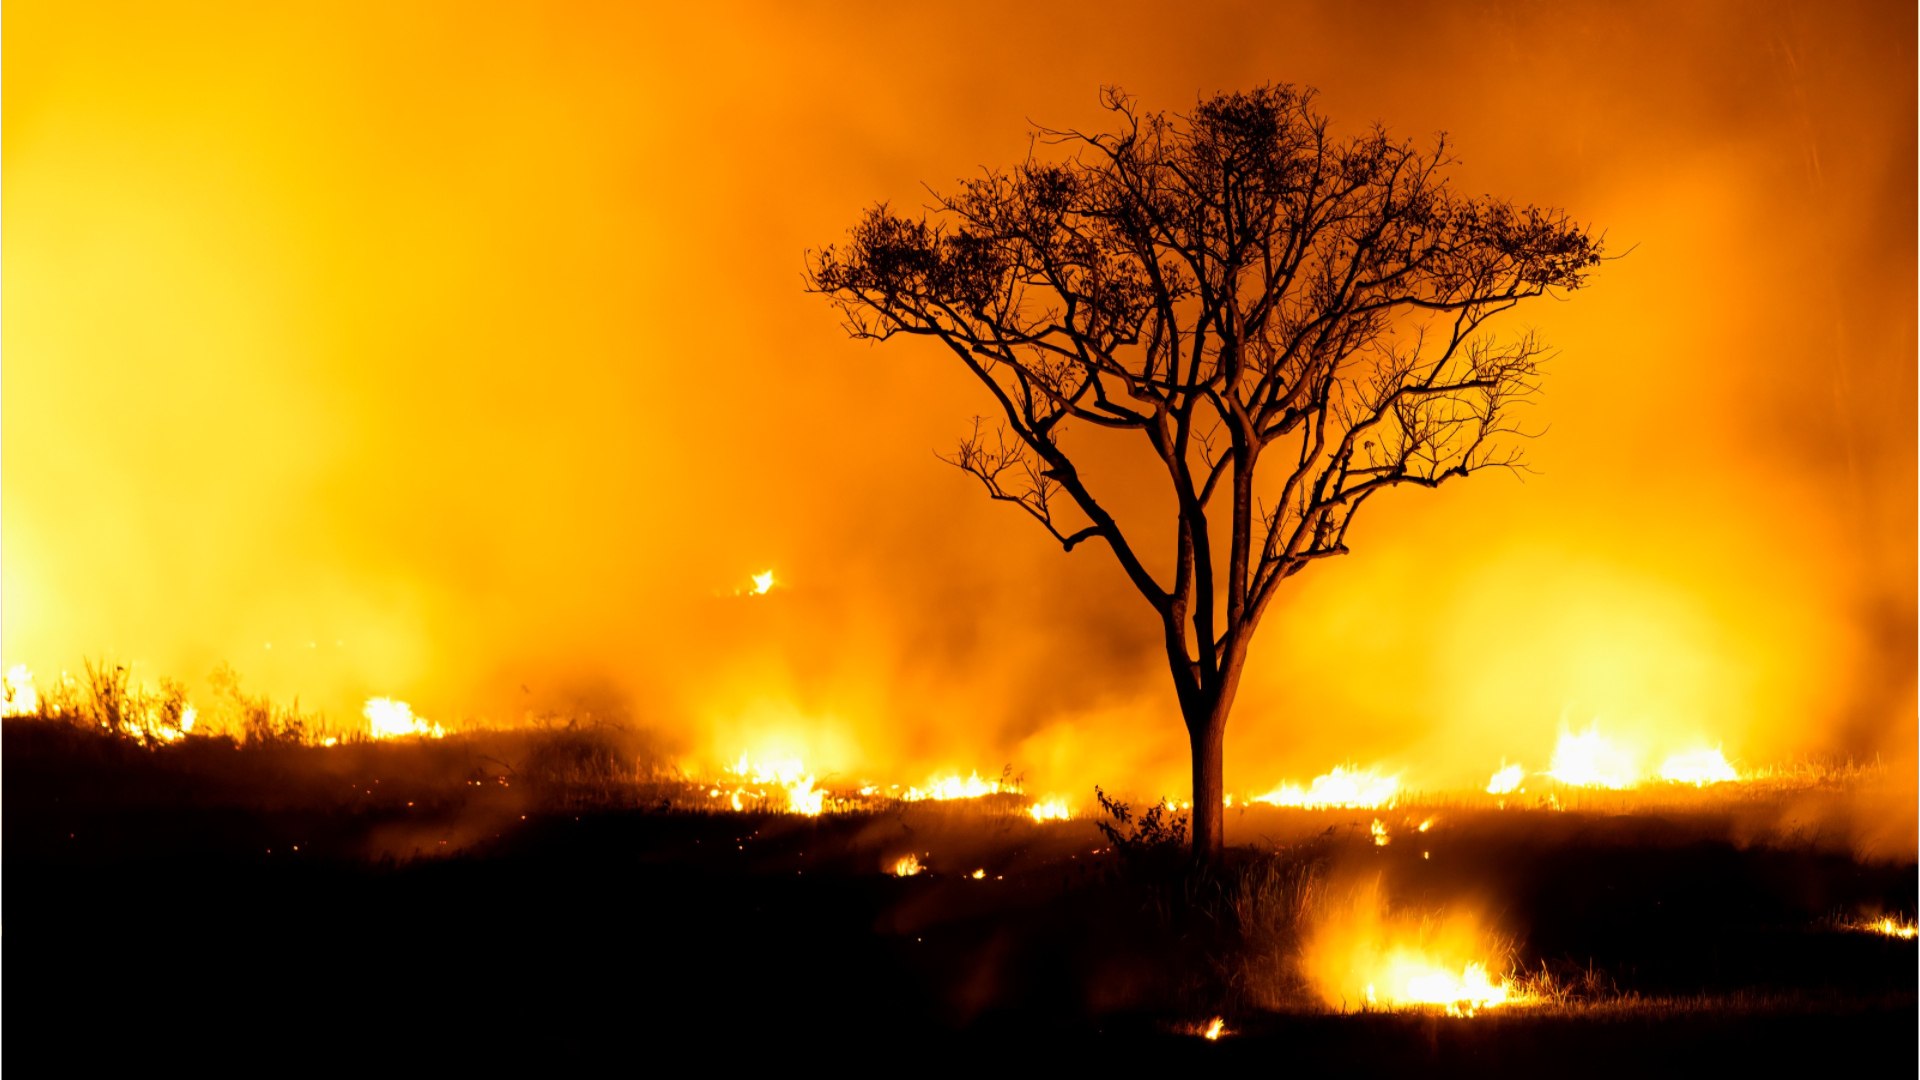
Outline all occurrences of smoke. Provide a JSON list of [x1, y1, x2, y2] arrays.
[[4, 3, 1911, 822]]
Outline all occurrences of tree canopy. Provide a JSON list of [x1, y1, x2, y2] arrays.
[[809, 85, 1603, 858]]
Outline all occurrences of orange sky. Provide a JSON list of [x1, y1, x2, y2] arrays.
[[4, 1, 1914, 797]]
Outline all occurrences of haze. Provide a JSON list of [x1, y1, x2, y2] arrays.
[[4, 1, 1912, 822]]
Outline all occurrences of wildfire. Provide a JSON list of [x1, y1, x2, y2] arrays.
[[1366, 958, 1513, 1017], [902, 771, 1013, 802], [149, 704, 197, 744], [1370, 819, 1390, 846], [1302, 875, 1523, 1018], [1253, 765, 1400, 809], [1546, 724, 1640, 789], [364, 697, 445, 740], [1486, 762, 1526, 795], [1027, 797, 1071, 821], [1852, 916, 1918, 940], [716, 755, 826, 816], [891, 854, 922, 877], [784, 775, 824, 815], [1656, 747, 1739, 786], [4, 664, 39, 717], [1542, 725, 1745, 790]]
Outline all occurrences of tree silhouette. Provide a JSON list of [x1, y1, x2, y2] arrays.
[[808, 86, 1602, 861]]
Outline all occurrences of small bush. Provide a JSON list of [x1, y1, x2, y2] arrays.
[[208, 663, 316, 746], [1093, 785, 1189, 868]]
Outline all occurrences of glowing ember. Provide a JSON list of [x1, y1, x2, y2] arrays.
[[1370, 819, 1390, 846], [1367, 958, 1514, 1017], [1253, 766, 1400, 809], [1486, 762, 1526, 795], [1657, 747, 1739, 786], [1027, 797, 1071, 821], [3, 664, 38, 717], [363, 697, 445, 740], [891, 854, 922, 877], [1546, 724, 1640, 789], [750, 570, 775, 595]]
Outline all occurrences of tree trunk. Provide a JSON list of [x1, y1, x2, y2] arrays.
[[1188, 712, 1225, 863]]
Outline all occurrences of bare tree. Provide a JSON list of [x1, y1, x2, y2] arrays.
[[808, 86, 1602, 861]]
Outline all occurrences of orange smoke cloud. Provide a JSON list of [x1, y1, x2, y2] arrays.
[[4, 2, 1911, 839]]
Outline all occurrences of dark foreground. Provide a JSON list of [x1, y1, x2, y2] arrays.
[[6, 721, 1914, 1075]]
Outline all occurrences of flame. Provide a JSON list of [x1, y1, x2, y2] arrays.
[[1252, 766, 1400, 809], [1027, 797, 1071, 821], [750, 570, 775, 595], [363, 697, 444, 739], [148, 704, 196, 744], [784, 775, 824, 815], [1201, 1017, 1226, 1040], [716, 754, 825, 816], [1546, 725, 1745, 789], [1657, 747, 1739, 786], [1853, 916, 1918, 939], [1366, 959, 1513, 1017], [903, 771, 1012, 802], [1302, 875, 1522, 1017], [1546, 724, 1641, 789], [3, 664, 39, 717], [1370, 819, 1390, 846], [891, 854, 922, 877], [1486, 762, 1526, 795]]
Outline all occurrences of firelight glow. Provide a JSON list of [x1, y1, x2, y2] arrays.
[[1252, 766, 1400, 810], [1545, 725, 1641, 789], [1656, 747, 1740, 786], [3, 665, 38, 717], [1486, 763, 1526, 795], [1366, 959, 1514, 1017], [1852, 916, 1918, 940], [1, 1, 1910, 859], [363, 697, 444, 740], [1027, 797, 1072, 822], [1302, 875, 1524, 1018]]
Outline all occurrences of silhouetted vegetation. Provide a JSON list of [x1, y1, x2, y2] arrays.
[[811, 85, 1606, 859], [7, 716, 1910, 1070]]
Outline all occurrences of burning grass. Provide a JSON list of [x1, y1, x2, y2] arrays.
[[6, 708, 1913, 1071], [1844, 915, 1918, 940]]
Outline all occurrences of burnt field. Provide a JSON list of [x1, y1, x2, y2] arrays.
[[6, 719, 1914, 1074]]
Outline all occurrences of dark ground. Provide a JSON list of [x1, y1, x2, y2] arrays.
[[5, 720, 1914, 1075]]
